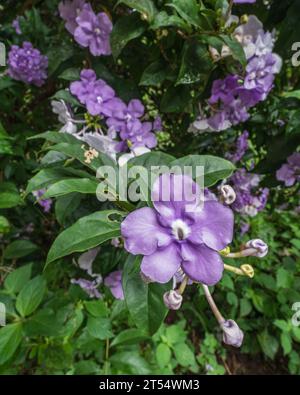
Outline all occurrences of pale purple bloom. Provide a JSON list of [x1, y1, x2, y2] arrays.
[[58, 0, 86, 34], [8, 42, 48, 86], [71, 278, 102, 298], [276, 153, 300, 187], [70, 69, 116, 116], [121, 174, 234, 286], [104, 270, 124, 300], [32, 189, 52, 213], [244, 239, 268, 257], [74, 4, 112, 56], [163, 290, 182, 310], [240, 221, 250, 236], [234, 0, 256, 3], [226, 131, 249, 163], [12, 18, 22, 35], [230, 169, 269, 216]]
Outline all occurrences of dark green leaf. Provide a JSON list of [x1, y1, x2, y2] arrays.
[[16, 276, 47, 317]]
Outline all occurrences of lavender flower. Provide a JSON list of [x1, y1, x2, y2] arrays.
[[104, 270, 124, 300], [12, 18, 22, 35], [71, 278, 102, 298], [8, 42, 48, 86], [74, 4, 112, 56], [163, 290, 183, 310], [220, 319, 244, 348], [276, 153, 300, 187], [121, 173, 234, 285], [234, 0, 256, 3], [226, 131, 249, 164], [230, 169, 268, 216], [58, 0, 86, 34], [70, 69, 116, 116], [32, 189, 52, 213], [153, 116, 162, 131]]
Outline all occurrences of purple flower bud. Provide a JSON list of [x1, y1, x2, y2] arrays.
[[220, 319, 244, 348], [245, 239, 268, 257], [163, 290, 183, 310], [220, 185, 236, 205]]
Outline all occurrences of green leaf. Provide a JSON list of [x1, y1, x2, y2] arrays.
[[109, 351, 151, 374], [166, 0, 200, 27], [274, 319, 290, 332], [4, 264, 32, 294], [111, 328, 149, 347], [281, 332, 292, 356], [257, 329, 279, 360], [55, 193, 82, 225], [276, 267, 292, 288], [123, 254, 170, 335], [150, 11, 189, 30], [116, 0, 158, 22], [220, 35, 247, 67], [165, 324, 186, 345], [282, 90, 300, 100], [160, 85, 191, 113], [87, 316, 113, 340], [4, 240, 38, 259], [239, 298, 252, 318], [110, 13, 146, 59], [173, 342, 196, 367], [140, 61, 167, 87], [58, 67, 80, 81], [24, 309, 61, 337], [0, 182, 22, 209], [16, 276, 47, 317], [0, 323, 23, 365], [43, 178, 98, 199], [84, 300, 108, 318], [177, 40, 213, 86], [46, 210, 123, 265], [170, 155, 235, 187], [156, 343, 172, 368]]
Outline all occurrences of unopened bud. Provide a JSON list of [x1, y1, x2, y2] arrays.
[[163, 290, 183, 310], [245, 239, 268, 258], [220, 185, 236, 205], [240, 14, 249, 24], [220, 319, 244, 348], [240, 264, 254, 278]]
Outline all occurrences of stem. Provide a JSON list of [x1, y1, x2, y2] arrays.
[[104, 338, 110, 375], [226, 248, 257, 258], [202, 284, 224, 324], [177, 275, 189, 295], [225, 0, 234, 22], [224, 263, 245, 276]]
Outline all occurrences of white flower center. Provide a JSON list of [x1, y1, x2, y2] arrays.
[[94, 28, 101, 35], [171, 219, 191, 241], [97, 96, 103, 103]]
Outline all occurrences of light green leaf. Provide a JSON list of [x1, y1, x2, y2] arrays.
[[4, 264, 32, 294], [16, 276, 47, 317], [0, 323, 23, 365], [111, 328, 149, 347], [173, 342, 196, 367], [87, 316, 113, 340]]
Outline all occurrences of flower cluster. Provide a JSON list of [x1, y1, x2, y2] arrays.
[[226, 130, 249, 163], [59, 0, 112, 56], [8, 42, 48, 86], [191, 15, 282, 132], [276, 152, 300, 187], [68, 69, 157, 155], [32, 189, 52, 213], [230, 168, 269, 216]]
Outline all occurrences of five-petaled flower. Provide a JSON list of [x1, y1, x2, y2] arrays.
[[121, 173, 234, 286]]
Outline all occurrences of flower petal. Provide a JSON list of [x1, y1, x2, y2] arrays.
[[121, 207, 171, 256], [151, 173, 201, 225], [189, 201, 234, 250], [181, 242, 223, 285], [141, 243, 181, 283]]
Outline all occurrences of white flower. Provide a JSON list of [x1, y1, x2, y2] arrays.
[[82, 132, 119, 161], [118, 146, 150, 167], [51, 100, 77, 134]]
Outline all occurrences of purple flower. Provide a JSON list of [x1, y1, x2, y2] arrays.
[[71, 278, 102, 298], [220, 319, 244, 348], [32, 189, 52, 213], [58, 0, 86, 34], [153, 116, 162, 131], [70, 69, 116, 116], [74, 4, 112, 56], [104, 270, 124, 300], [209, 75, 241, 106], [240, 221, 250, 236], [226, 131, 249, 163], [276, 153, 300, 187], [121, 174, 234, 286], [230, 169, 269, 216], [8, 42, 48, 86], [234, 0, 256, 3], [12, 18, 22, 35]]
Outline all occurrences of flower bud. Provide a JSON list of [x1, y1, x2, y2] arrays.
[[240, 264, 254, 278], [220, 319, 244, 348], [163, 290, 183, 310], [220, 185, 236, 205], [245, 239, 268, 258]]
